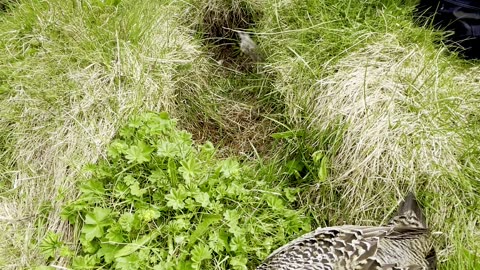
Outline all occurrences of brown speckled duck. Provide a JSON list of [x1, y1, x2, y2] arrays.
[[256, 192, 436, 270]]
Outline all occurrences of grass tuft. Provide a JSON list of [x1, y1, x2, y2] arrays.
[[0, 0, 212, 267], [255, 0, 480, 267]]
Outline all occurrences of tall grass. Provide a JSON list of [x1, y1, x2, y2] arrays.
[[0, 0, 479, 269], [0, 0, 213, 267], [255, 0, 480, 267]]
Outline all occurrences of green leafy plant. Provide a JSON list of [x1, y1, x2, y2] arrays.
[[60, 112, 311, 269], [39, 232, 68, 259]]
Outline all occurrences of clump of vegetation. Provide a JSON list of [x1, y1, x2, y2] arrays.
[[188, 0, 264, 70], [1, 0, 479, 269], [50, 112, 311, 269], [253, 0, 480, 267], [0, 0, 214, 266]]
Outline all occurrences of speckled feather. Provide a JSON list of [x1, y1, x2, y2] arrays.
[[256, 193, 436, 270]]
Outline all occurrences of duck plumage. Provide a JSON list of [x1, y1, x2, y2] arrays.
[[256, 192, 436, 270]]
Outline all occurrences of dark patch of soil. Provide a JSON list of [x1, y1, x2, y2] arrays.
[[197, 1, 262, 71], [181, 1, 280, 158], [0, 0, 18, 13], [185, 99, 277, 160]]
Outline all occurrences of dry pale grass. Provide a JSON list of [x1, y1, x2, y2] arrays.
[[0, 1, 211, 268], [252, 0, 480, 265], [305, 34, 480, 262]]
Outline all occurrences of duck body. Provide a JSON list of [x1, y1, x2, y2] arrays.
[[256, 193, 436, 270]]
